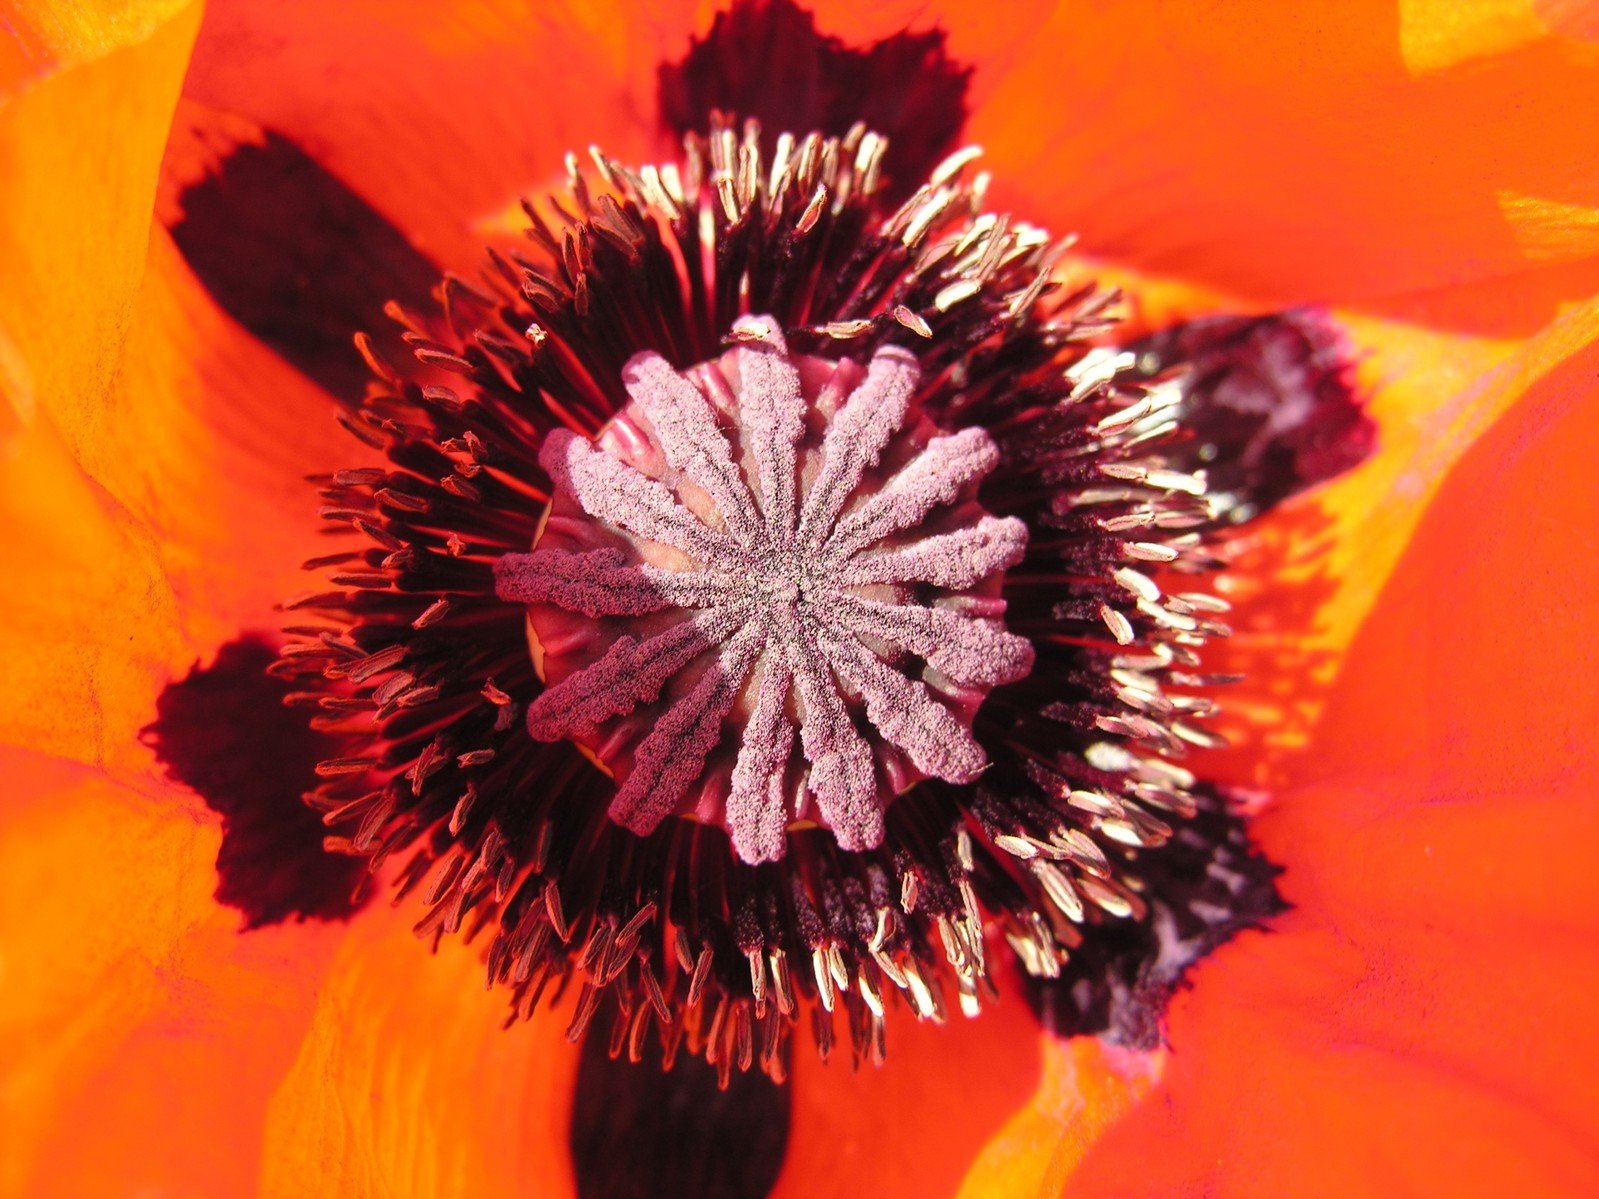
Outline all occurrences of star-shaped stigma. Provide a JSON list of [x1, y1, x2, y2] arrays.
[[495, 315, 1035, 863]]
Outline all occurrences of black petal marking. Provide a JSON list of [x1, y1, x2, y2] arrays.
[[168, 126, 441, 403], [144, 636, 366, 929], [570, 1026, 790, 1199], [659, 0, 971, 199], [1021, 787, 1284, 1050], [1134, 310, 1376, 525]]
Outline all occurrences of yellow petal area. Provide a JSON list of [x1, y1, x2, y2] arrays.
[[1399, 0, 1551, 74], [1304, 291, 1599, 658], [0, 749, 345, 1199], [1, 66, 363, 767], [3, 36, 347, 645], [1497, 188, 1599, 261], [955, 1038, 1163, 1199], [259, 900, 583, 1199], [1203, 291, 1599, 784], [0, 0, 195, 83], [0, 419, 188, 765], [0, 1, 207, 763], [0, 0, 200, 433]]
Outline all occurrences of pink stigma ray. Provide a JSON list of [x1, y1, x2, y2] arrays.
[[497, 315, 1033, 863]]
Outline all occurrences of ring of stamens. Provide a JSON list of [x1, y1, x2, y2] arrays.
[[278, 118, 1237, 1083]]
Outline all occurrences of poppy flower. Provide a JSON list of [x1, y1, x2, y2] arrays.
[[3, 1, 1598, 1197]]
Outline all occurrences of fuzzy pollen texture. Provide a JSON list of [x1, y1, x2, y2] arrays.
[[495, 317, 1031, 864], [277, 117, 1294, 1083]]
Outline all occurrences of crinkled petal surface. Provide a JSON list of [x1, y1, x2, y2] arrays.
[[0, 0, 202, 764], [0, 750, 345, 1199], [0, 0, 199, 434], [259, 903, 580, 1199]]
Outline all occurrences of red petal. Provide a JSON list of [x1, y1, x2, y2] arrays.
[[177, 0, 693, 268], [978, 0, 1599, 332], [1065, 279, 1599, 1197], [774, 992, 1147, 1198]]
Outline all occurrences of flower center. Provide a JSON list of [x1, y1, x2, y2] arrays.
[[495, 317, 1032, 862], [270, 109, 1324, 1084]]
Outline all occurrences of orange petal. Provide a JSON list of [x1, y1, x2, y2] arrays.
[[1, 0, 372, 780], [0, 419, 189, 764], [774, 990, 1141, 1199], [977, 0, 1599, 331], [0, 231, 355, 762], [1069, 920, 1599, 1198], [1063, 278, 1599, 1197], [92, 229, 362, 642], [1283, 310, 1599, 801], [1201, 293, 1599, 786], [0, 749, 345, 1198], [0, 1, 210, 762], [0, 0, 200, 430], [259, 899, 581, 1199]]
